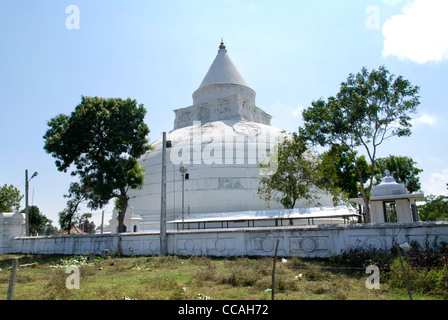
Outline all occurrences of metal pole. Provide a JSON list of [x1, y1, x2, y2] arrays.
[[182, 173, 185, 230], [25, 170, 29, 236], [160, 132, 167, 255]]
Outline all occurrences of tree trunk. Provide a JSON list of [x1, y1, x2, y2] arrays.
[[291, 197, 296, 209], [362, 195, 371, 223], [68, 215, 72, 235], [353, 158, 371, 223], [117, 190, 129, 233]]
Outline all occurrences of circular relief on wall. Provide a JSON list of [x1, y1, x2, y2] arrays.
[[149, 240, 158, 252], [215, 239, 226, 252], [262, 239, 274, 252], [301, 238, 316, 253], [184, 239, 195, 251], [364, 237, 383, 250]]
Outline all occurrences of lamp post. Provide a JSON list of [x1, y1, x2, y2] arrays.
[[25, 170, 38, 236], [179, 165, 188, 230], [160, 132, 172, 255]]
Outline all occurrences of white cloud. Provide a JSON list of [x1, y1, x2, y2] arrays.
[[267, 102, 304, 133], [292, 106, 304, 118], [270, 102, 304, 119], [421, 168, 448, 196], [411, 114, 436, 126], [381, 0, 404, 6], [382, 0, 448, 63]]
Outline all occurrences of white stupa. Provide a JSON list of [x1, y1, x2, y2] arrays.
[[127, 42, 335, 232]]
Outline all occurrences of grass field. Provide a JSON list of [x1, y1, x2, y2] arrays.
[[0, 253, 446, 300]]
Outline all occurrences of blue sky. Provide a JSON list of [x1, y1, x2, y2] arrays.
[[1, 0, 447, 228]]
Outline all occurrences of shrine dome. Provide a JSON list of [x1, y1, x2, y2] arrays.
[[371, 170, 408, 197]]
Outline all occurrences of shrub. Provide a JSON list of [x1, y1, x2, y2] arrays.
[[387, 257, 448, 296]]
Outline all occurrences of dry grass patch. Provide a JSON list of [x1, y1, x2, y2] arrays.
[[1, 253, 446, 300]]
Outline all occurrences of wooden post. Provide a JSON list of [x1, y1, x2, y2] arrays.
[[7, 258, 19, 300], [100, 210, 104, 234], [271, 239, 280, 300], [88, 252, 95, 261]]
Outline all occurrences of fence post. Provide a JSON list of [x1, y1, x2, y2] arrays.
[[271, 239, 280, 300], [7, 258, 19, 300]]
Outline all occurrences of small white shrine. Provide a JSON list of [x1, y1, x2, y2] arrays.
[[351, 171, 425, 224], [0, 212, 25, 254], [109, 206, 142, 233]]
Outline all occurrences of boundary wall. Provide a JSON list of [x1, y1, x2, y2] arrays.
[[7, 221, 448, 258]]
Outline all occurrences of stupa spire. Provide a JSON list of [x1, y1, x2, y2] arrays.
[[197, 40, 248, 89], [219, 39, 226, 50]]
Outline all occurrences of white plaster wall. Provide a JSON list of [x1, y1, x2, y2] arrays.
[[396, 199, 413, 223], [192, 84, 256, 106], [174, 94, 270, 130], [11, 233, 160, 256], [10, 222, 448, 258], [370, 202, 384, 224]]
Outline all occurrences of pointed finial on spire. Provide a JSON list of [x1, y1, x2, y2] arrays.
[[219, 39, 226, 50]]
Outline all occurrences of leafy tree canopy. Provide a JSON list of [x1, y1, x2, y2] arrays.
[[258, 132, 324, 209], [374, 155, 423, 193], [318, 145, 370, 201], [418, 195, 448, 221], [20, 205, 53, 236], [44, 96, 152, 232], [300, 66, 420, 221], [0, 184, 23, 212]]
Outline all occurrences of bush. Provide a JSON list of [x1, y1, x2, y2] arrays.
[[221, 267, 258, 287], [328, 243, 448, 298], [329, 248, 394, 274], [387, 257, 448, 296]]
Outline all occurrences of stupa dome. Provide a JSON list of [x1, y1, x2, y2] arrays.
[[127, 42, 333, 231]]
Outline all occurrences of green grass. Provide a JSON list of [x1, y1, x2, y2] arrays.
[[0, 253, 446, 300]]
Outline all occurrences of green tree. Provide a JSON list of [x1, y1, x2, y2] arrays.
[[43, 224, 59, 236], [44, 96, 152, 232], [20, 205, 52, 236], [258, 132, 323, 209], [318, 145, 370, 201], [58, 182, 93, 234], [58, 209, 74, 234], [300, 66, 420, 222], [418, 195, 448, 221], [374, 155, 423, 193], [0, 184, 23, 212], [79, 213, 95, 234]]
